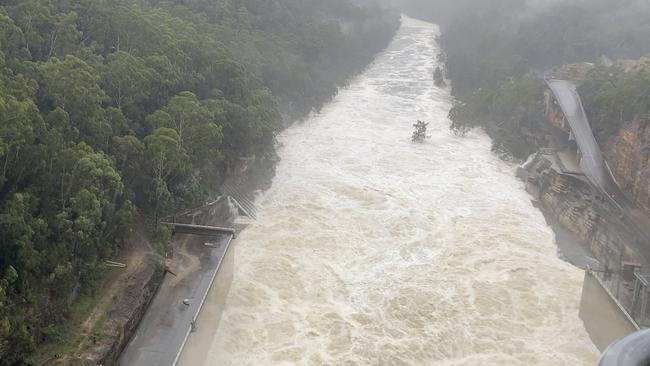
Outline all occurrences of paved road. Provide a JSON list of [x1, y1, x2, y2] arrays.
[[546, 79, 627, 203], [119, 233, 233, 366]]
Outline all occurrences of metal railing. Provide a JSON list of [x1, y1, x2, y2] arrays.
[[592, 266, 650, 329]]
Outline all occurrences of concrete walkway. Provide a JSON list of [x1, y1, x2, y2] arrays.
[[118, 233, 233, 366]]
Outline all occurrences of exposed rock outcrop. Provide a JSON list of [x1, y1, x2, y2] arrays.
[[519, 152, 644, 269], [605, 116, 650, 210]]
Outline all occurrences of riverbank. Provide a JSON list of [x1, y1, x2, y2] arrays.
[[35, 224, 164, 366]]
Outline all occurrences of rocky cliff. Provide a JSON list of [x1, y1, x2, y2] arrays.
[[519, 152, 645, 269], [604, 116, 650, 210], [547, 61, 650, 214]]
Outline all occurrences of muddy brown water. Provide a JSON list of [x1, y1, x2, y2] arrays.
[[189, 16, 599, 366]]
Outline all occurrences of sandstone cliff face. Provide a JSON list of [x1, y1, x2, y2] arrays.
[[520, 153, 643, 269], [605, 116, 650, 210], [544, 89, 569, 132], [547, 61, 650, 213]]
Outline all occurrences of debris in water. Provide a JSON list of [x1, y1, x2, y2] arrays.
[[412, 120, 429, 142]]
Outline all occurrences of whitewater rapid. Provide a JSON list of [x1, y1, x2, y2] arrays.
[[202, 17, 599, 365]]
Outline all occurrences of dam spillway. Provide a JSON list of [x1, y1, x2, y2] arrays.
[[192, 17, 599, 365]]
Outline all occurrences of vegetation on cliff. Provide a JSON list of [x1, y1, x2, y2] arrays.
[[579, 61, 650, 143], [0, 0, 399, 363]]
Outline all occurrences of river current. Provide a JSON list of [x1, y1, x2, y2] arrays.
[[202, 16, 599, 365]]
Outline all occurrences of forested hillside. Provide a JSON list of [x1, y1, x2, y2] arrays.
[[0, 0, 399, 363], [409, 0, 650, 158]]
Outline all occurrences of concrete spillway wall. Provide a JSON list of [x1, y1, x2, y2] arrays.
[[119, 197, 242, 365], [174, 236, 235, 365], [579, 271, 639, 351], [118, 233, 235, 365]]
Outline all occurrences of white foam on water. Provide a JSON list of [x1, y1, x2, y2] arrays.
[[201, 16, 599, 366]]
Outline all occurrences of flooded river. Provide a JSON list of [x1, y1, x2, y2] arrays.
[[200, 16, 598, 365]]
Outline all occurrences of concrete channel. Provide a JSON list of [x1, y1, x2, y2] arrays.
[[118, 231, 234, 366]]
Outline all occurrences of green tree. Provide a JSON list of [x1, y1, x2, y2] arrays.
[[143, 128, 189, 219], [0, 10, 29, 62], [110, 135, 145, 187], [0, 92, 39, 187], [6, 0, 80, 60], [0, 0, 400, 362], [39, 55, 110, 148], [147, 92, 223, 176], [102, 51, 155, 117], [580, 62, 650, 142]]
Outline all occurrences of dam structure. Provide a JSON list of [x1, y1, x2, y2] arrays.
[[188, 16, 599, 365], [537, 79, 650, 350], [119, 197, 247, 366]]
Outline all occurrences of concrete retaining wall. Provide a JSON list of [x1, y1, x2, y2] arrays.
[[579, 271, 639, 351], [175, 237, 235, 365]]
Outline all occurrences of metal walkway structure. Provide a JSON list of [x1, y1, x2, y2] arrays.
[[221, 182, 257, 219], [161, 223, 236, 238]]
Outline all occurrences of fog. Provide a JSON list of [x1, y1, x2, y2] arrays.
[[382, 0, 650, 63], [387, 0, 650, 41]]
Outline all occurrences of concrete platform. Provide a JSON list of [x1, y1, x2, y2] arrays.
[[556, 150, 582, 175]]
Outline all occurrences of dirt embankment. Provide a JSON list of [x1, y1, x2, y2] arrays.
[[46, 226, 165, 366]]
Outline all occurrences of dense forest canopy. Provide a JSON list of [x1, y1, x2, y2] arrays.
[[394, 0, 650, 158], [0, 0, 399, 363]]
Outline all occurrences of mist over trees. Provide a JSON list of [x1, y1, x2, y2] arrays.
[[394, 0, 650, 62], [391, 0, 650, 157], [0, 0, 399, 363]]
